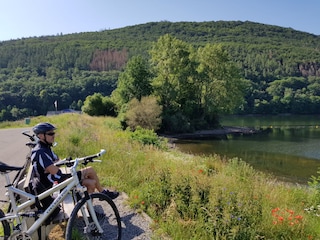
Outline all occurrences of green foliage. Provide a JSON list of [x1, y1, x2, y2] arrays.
[[125, 96, 162, 131], [150, 34, 199, 118], [308, 168, 320, 202], [102, 97, 117, 116], [197, 44, 248, 114], [0, 68, 118, 118], [111, 55, 152, 108], [129, 126, 167, 149], [150, 36, 247, 131], [82, 93, 116, 116], [163, 112, 193, 133]]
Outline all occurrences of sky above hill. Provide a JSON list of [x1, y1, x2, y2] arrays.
[[1, 0, 319, 41]]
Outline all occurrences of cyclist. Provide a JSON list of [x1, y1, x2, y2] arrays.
[[30, 122, 119, 199]]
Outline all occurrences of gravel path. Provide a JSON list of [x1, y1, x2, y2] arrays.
[[113, 192, 153, 240], [48, 192, 154, 240]]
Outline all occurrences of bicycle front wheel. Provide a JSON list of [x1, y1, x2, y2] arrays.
[[0, 209, 10, 240], [65, 193, 121, 240]]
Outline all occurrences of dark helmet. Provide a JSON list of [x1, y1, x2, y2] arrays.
[[33, 122, 56, 135]]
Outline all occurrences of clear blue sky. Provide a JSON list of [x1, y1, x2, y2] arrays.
[[1, 0, 319, 41]]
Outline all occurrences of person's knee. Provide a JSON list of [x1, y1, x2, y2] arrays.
[[86, 166, 96, 174], [82, 178, 96, 187]]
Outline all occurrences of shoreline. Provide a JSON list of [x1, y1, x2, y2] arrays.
[[160, 126, 260, 141]]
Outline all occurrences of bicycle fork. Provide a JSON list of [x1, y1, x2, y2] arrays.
[[82, 191, 104, 235]]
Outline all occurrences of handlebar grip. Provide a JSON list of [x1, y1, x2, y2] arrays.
[[79, 149, 106, 161], [98, 149, 106, 156]]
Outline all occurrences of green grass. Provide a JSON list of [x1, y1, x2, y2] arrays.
[[8, 114, 320, 239]]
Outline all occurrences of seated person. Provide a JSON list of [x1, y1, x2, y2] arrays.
[[30, 122, 119, 199]]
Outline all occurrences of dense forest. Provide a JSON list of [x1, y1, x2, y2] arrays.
[[0, 20, 320, 123]]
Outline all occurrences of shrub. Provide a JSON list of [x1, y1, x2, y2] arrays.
[[130, 126, 167, 149], [126, 96, 162, 131], [82, 93, 116, 116]]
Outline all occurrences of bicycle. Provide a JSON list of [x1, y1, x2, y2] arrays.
[[10, 131, 37, 190], [1, 131, 38, 216], [0, 149, 122, 240]]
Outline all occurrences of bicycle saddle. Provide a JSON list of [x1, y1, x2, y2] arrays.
[[0, 161, 23, 172]]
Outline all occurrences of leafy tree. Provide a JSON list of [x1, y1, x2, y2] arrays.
[[150, 35, 247, 131], [112, 55, 152, 108], [150, 34, 198, 128], [197, 44, 248, 117]]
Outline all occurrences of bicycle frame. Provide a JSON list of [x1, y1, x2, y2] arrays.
[[0, 155, 105, 237]]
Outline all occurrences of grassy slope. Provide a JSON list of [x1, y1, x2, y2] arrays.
[[9, 114, 320, 239]]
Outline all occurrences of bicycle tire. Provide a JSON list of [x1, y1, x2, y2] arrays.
[[0, 209, 10, 240], [65, 192, 121, 240]]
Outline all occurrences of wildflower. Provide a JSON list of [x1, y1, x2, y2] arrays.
[[289, 221, 295, 226], [141, 201, 145, 205], [286, 209, 294, 215], [271, 208, 304, 226], [271, 207, 280, 216], [198, 169, 204, 174]]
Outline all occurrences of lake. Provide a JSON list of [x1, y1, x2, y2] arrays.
[[174, 115, 320, 185]]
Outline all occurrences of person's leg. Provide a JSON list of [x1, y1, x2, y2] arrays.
[[81, 167, 103, 192], [81, 178, 96, 193], [80, 167, 119, 199]]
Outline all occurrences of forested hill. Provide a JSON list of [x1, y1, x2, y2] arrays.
[[1, 21, 320, 72], [0, 21, 320, 121]]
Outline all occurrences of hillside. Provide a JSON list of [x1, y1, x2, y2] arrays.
[[1, 21, 319, 73], [0, 20, 320, 121]]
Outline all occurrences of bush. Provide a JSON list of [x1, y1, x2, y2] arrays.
[[130, 126, 167, 149], [82, 93, 116, 116], [126, 96, 162, 131]]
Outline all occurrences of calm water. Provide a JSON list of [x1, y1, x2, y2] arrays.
[[175, 115, 320, 184]]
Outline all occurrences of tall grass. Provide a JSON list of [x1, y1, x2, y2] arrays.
[[12, 114, 320, 239]]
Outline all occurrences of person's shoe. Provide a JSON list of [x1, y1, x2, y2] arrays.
[[101, 189, 119, 199]]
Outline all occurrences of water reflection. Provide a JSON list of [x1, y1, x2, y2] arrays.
[[175, 126, 320, 185]]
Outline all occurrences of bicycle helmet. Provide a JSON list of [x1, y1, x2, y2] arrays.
[[33, 122, 56, 135]]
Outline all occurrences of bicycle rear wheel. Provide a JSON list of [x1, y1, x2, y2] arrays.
[[0, 209, 10, 240], [65, 193, 121, 240]]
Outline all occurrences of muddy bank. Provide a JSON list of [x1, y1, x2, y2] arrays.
[[161, 126, 261, 140]]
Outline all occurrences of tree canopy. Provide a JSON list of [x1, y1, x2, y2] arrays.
[[115, 34, 247, 132]]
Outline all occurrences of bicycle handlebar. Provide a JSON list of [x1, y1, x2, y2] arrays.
[[22, 130, 37, 142], [55, 149, 106, 167]]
